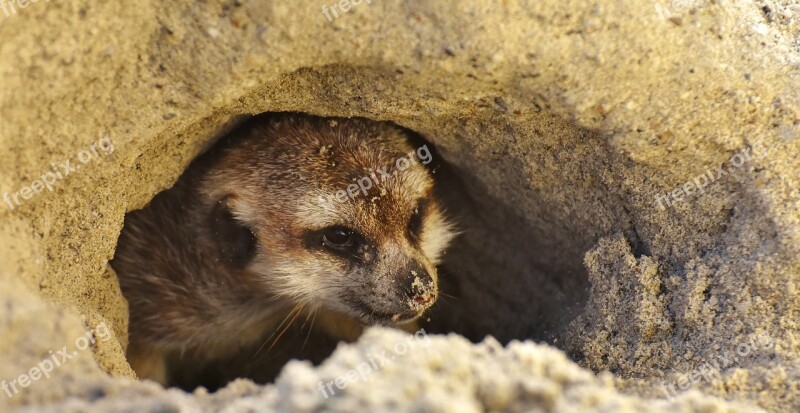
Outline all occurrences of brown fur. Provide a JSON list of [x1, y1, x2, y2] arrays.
[[111, 114, 455, 386]]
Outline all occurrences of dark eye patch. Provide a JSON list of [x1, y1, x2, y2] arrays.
[[208, 198, 258, 269], [408, 199, 428, 241]]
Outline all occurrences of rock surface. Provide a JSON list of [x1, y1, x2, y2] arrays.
[[0, 0, 797, 411]]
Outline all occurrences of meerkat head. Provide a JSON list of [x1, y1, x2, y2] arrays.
[[199, 115, 456, 325]]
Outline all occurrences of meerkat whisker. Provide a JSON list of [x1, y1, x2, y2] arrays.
[[251, 303, 304, 360], [267, 303, 305, 354], [300, 309, 318, 353]]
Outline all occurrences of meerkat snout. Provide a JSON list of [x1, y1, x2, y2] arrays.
[[112, 114, 456, 384], [320, 234, 440, 325]]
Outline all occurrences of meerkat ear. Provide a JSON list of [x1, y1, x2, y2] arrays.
[[208, 198, 258, 269]]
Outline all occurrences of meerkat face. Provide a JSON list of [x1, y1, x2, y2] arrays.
[[201, 116, 456, 326], [285, 190, 454, 325]]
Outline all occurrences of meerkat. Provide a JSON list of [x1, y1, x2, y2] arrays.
[[111, 113, 456, 386]]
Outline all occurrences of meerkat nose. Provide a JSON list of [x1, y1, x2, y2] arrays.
[[403, 265, 436, 310], [412, 293, 435, 306]]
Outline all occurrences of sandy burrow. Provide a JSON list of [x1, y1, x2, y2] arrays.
[[0, 0, 798, 411]]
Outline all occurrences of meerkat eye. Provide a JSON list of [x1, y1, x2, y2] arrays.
[[322, 226, 356, 248], [312, 226, 372, 262]]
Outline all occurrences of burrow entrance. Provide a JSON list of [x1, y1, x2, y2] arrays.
[[114, 103, 645, 391]]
